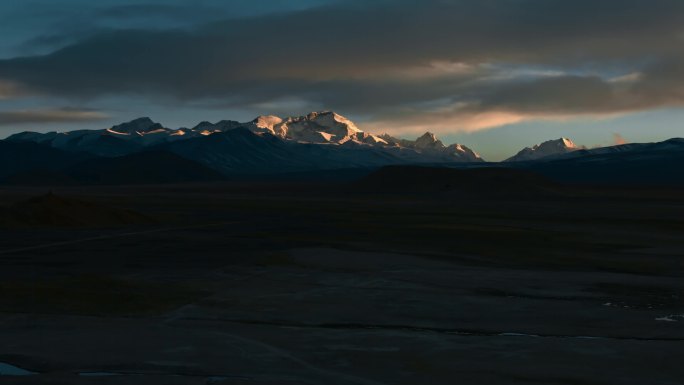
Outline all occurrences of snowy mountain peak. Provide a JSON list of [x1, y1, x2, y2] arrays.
[[444, 143, 482, 161], [534, 138, 578, 152], [560, 137, 576, 148], [541, 137, 577, 150], [252, 115, 284, 132], [414, 132, 445, 150], [305, 111, 362, 134], [506, 137, 581, 162], [420, 132, 438, 140], [263, 111, 366, 144]]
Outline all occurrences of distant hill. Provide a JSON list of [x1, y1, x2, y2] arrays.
[[0, 141, 91, 179], [2, 151, 225, 186], [354, 166, 561, 196], [64, 150, 226, 185], [524, 138, 684, 186]]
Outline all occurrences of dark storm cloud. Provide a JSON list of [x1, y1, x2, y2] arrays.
[[469, 72, 682, 115], [0, 108, 109, 126], [4, 0, 339, 56], [1, 0, 684, 131]]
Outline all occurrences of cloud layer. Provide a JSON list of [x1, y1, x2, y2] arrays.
[[0, 108, 109, 126], [1, 0, 684, 134]]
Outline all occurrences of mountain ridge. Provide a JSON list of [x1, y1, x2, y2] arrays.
[[2, 113, 683, 185], [6, 111, 483, 163]]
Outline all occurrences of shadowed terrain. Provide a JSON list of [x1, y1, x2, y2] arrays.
[[0, 169, 682, 384], [0, 193, 151, 228]]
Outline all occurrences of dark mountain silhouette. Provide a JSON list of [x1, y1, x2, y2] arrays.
[[109, 117, 165, 134], [156, 128, 317, 175], [0, 141, 91, 179], [2, 151, 225, 185], [6, 128, 145, 157], [64, 151, 226, 185]]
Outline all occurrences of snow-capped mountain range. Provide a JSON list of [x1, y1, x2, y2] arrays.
[[3, 111, 682, 184], [6, 111, 484, 163]]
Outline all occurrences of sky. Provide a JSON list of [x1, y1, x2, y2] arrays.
[[0, 0, 683, 160]]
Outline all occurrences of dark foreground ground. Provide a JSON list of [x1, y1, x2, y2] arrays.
[[0, 181, 682, 384]]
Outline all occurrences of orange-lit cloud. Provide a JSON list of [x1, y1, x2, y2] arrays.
[[365, 109, 594, 135], [360, 93, 639, 136], [613, 133, 628, 145], [374, 61, 480, 81]]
